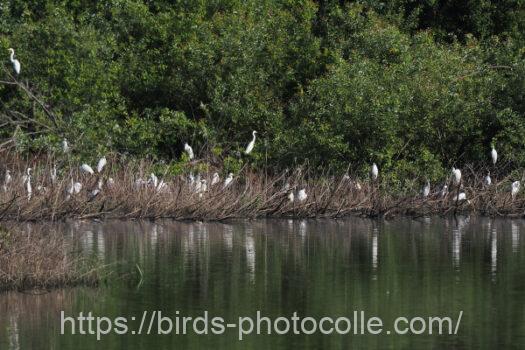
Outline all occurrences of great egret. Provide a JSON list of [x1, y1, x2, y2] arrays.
[[25, 169, 32, 201], [184, 143, 194, 160], [211, 172, 220, 186], [3, 170, 11, 192], [371, 163, 378, 181], [62, 139, 69, 153], [198, 179, 207, 198], [81, 164, 94, 175], [511, 181, 520, 200], [50, 165, 57, 184], [440, 184, 448, 198], [223, 173, 233, 188], [245, 131, 257, 155], [422, 180, 430, 198], [8, 48, 20, 75], [97, 156, 107, 173], [91, 179, 103, 197], [288, 191, 294, 203], [484, 173, 492, 187], [491, 147, 497, 165], [457, 192, 467, 201], [452, 167, 461, 185], [298, 189, 307, 202]]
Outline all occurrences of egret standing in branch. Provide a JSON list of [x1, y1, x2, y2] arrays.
[[245, 131, 257, 155], [62, 139, 69, 153], [452, 167, 462, 185], [97, 156, 107, 173], [511, 181, 520, 200], [422, 180, 430, 198], [211, 172, 220, 186], [371, 163, 379, 181], [184, 143, 194, 160], [25, 168, 32, 201], [298, 188, 307, 202], [80, 164, 94, 175], [484, 173, 492, 187], [8, 48, 20, 75], [223, 173, 233, 189], [491, 146, 498, 165], [3, 170, 11, 192]]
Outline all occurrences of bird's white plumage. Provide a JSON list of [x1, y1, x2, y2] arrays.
[[422, 181, 430, 198], [511, 181, 520, 199], [62, 139, 69, 153], [491, 147, 497, 165], [8, 48, 20, 75], [288, 191, 294, 203], [223, 173, 233, 188], [440, 184, 448, 198], [184, 143, 194, 160], [245, 131, 257, 155], [452, 167, 461, 185], [484, 174, 492, 186], [211, 172, 220, 186], [371, 163, 378, 180], [298, 189, 307, 202], [81, 164, 94, 175], [97, 157, 107, 173]]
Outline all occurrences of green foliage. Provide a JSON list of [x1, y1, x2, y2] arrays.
[[1, 0, 525, 179]]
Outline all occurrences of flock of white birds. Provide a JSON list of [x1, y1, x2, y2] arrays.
[[4, 49, 520, 205]]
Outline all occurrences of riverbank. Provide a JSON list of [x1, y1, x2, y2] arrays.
[[0, 156, 523, 220], [0, 224, 101, 292]]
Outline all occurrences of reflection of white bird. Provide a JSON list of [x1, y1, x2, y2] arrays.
[[371, 163, 378, 181], [97, 156, 107, 173], [81, 164, 94, 175], [245, 131, 257, 154], [223, 173, 233, 188], [452, 167, 461, 185], [62, 139, 69, 153], [3, 170, 11, 192], [422, 180, 430, 198], [298, 189, 307, 202], [491, 147, 498, 165], [211, 172, 220, 186], [8, 48, 20, 75], [484, 173, 492, 187], [184, 143, 194, 160], [511, 181, 520, 200]]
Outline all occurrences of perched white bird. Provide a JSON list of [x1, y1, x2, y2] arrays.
[[511, 181, 520, 200], [184, 143, 194, 160], [198, 180, 207, 198], [62, 139, 69, 153], [149, 173, 158, 188], [422, 180, 430, 198], [3, 170, 11, 192], [484, 173, 492, 187], [223, 173, 233, 188], [97, 156, 107, 173], [440, 184, 448, 198], [371, 163, 378, 181], [8, 48, 20, 75], [298, 189, 307, 202], [245, 130, 257, 154], [457, 192, 467, 201], [50, 164, 57, 184], [80, 164, 94, 175], [91, 179, 103, 197], [26, 176, 32, 201], [355, 181, 362, 190], [288, 191, 294, 203], [452, 167, 461, 185], [211, 172, 220, 186], [491, 147, 497, 165]]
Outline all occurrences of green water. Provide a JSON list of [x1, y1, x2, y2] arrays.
[[0, 218, 524, 349]]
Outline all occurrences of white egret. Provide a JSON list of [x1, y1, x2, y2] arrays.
[[451, 167, 461, 185], [484, 173, 492, 187], [62, 139, 69, 153], [245, 131, 257, 155], [97, 156, 107, 173], [491, 146, 497, 165], [298, 189, 307, 202], [422, 180, 430, 198], [149, 173, 158, 188], [511, 181, 520, 200], [25, 169, 32, 201], [371, 163, 378, 181], [73, 182, 82, 194], [198, 179, 207, 198], [223, 173, 233, 188], [50, 164, 57, 184], [81, 164, 94, 175], [8, 48, 20, 75], [184, 143, 194, 160], [91, 180, 103, 198], [211, 172, 220, 186], [3, 170, 11, 192], [457, 192, 467, 202], [288, 191, 294, 203], [440, 184, 448, 198]]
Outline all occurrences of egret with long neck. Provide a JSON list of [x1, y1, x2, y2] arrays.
[[8, 48, 20, 75]]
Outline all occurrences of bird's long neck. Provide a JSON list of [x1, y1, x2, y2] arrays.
[[9, 51, 14, 62]]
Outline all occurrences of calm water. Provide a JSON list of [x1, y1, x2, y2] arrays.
[[0, 218, 524, 349]]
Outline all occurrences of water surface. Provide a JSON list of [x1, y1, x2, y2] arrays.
[[0, 217, 524, 349]]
